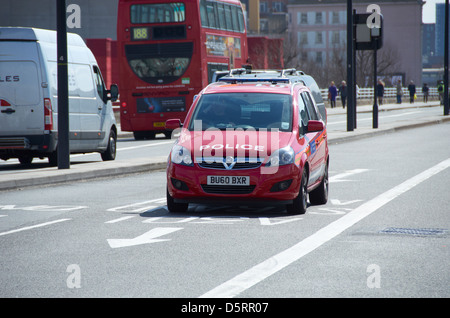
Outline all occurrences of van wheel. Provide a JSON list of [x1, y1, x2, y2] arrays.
[[19, 155, 33, 165], [48, 151, 58, 166], [166, 187, 188, 213], [286, 168, 308, 215], [101, 130, 117, 161]]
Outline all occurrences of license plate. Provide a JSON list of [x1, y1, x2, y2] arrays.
[[207, 176, 250, 186], [153, 122, 165, 127]]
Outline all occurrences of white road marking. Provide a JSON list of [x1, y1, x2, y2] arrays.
[[329, 169, 369, 182], [330, 199, 363, 205], [115, 141, 173, 152], [107, 227, 183, 248], [199, 158, 450, 298], [0, 218, 71, 237], [105, 216, 136, 223], [107, 197, 165, 212], [259, 217, 303, 226]]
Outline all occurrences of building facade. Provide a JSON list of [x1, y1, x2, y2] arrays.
[[0, 0, 119, 40], [287, 0, 424, 86], [435, 2, 449, 58]]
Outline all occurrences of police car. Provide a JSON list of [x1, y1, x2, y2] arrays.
[[165, 68, 329, 214]]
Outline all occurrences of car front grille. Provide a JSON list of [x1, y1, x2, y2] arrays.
[[201, 185, 256, 195], [196, 157, 263, 170]]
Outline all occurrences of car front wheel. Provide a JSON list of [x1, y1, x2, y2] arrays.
[[287, 168, 308, 214], [166, 187, 189, 213], [309, 163, 328, 205]]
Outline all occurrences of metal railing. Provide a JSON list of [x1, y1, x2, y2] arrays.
[[320, 87, 440, 101]]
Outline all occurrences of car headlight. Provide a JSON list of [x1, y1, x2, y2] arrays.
[[266, 146, 295, 167], [171, 145, 193, 166]]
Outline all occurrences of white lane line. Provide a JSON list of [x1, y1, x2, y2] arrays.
[[105, 216, 136, 223], [329, 168, 369, 182], [115, 141, 174, 152], [0, 218, 71, 237], [200, 158, 450, 298]]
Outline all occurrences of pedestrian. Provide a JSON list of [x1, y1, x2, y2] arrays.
[[376, 79, 384, 105], [328, 81, 338, 108], [339, 80, 347, 108], [438, 80, 444, 105], [408, 80, 416, 104], [396, 79, 403, 104], [422, 83, 429, 103]]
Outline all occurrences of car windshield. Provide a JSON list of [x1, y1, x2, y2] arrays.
[[188, 93, 292, 131]]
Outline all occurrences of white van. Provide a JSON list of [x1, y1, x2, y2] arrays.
[[0, 27, 118, 166]]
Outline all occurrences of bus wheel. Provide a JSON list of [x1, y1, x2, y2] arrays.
[[101, 129, 117, 161], [133, 131, 155, 140]]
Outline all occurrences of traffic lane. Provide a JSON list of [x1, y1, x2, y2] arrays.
[[246, 168, 450, 298], [237, 122, 450, 297], [1, 123, 449, 297], [0, 171, 321, 297], [326, 105, 443, 132]]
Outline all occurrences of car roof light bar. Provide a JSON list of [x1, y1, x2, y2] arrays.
[[218, 77, 290, 84]]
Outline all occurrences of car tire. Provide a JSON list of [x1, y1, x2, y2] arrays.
[[287, 168, 308, 215], [101, 129, 117, 161], [309, 162, 328, 205], [166, 187, 188, 213]]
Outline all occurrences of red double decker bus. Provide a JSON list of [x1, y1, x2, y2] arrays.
[[117, 0, 248, 139]]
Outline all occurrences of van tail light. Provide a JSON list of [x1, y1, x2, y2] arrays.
[[0, 99, 11, 106], [44, 98, 53, 131]]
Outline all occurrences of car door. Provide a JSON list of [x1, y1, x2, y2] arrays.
[[301, 91, 326, 186]]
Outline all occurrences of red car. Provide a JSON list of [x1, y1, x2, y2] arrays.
[[165, 72, 329, 214]]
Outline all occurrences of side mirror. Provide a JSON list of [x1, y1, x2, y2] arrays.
[[108, 84, 119, 102], [307, 120, 325, 133], [165, 119, 182, 130]]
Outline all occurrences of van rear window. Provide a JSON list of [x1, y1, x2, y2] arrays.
[[0, 61, 40, 106]]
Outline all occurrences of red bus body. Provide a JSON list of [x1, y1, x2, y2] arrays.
[[117, 0, 248, 139]]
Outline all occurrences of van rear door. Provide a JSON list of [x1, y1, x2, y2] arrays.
[[0, 42, 43, 136]]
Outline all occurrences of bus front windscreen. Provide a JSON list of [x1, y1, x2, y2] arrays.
[[125, 42, 193, 84]]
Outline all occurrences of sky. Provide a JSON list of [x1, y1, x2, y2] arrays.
[[422, 0, 445, 23]]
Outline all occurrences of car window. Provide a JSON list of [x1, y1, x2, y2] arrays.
[[188, 93, 292, 131], [298, 93, 309, 135], [301, 92, 318, 121]]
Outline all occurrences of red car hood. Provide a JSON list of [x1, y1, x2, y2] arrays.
[[177, 129, 293, 159]]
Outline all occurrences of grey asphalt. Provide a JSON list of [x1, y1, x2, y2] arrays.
[[1, 100, 448, 191]]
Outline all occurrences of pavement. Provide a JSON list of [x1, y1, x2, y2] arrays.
[[0, 100, 448, 192]]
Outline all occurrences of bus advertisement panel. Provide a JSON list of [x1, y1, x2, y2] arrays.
[[117, 0, 248, 139]]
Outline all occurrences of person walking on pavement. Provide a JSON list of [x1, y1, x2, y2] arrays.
[[339, 80, 347, 108], [396, 79, 403, 104], [408, 80, 416, 104], [376, 79, 384, 105], [422, 83, 429, 103], [328, 81, 338, 108], [438, 80, 444, 105]]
